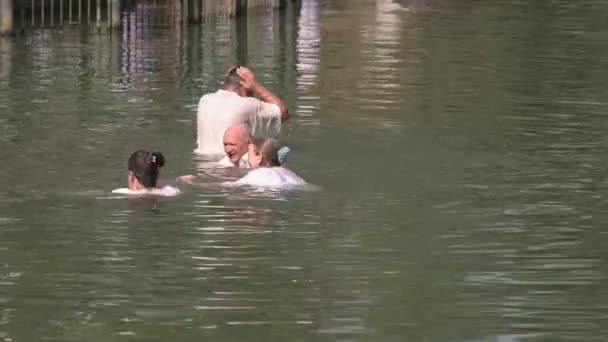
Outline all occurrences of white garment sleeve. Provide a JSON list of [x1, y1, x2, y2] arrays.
[[246, 99, 282, 139], [254, 99, 282, 122]]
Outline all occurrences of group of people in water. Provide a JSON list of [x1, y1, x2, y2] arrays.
[[112, 66, 307, 196]]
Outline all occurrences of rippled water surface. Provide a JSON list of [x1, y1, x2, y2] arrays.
[[2, 0, 608, 341]]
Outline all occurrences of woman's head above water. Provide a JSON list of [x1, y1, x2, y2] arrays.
[[127, 150, 165, 190], [248, 138, 289, 168]]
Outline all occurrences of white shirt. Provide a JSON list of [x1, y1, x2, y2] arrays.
[[217, 153, 250, 168], [195, 90, 282, 156], [111, 185, 181, 196], [224, 167, 307, 188]]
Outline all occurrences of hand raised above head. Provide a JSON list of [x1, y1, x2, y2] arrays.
[[237, 67, 258, 92]]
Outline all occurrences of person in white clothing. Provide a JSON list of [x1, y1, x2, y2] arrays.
[[195, 66, 289, 157], [227, 138, 306, 188], [112, 150, 180, 196], [177, 138, 304, 189], [217, 123, 251, 168]]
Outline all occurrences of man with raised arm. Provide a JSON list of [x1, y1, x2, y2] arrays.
[[195, 66, 289, 157]]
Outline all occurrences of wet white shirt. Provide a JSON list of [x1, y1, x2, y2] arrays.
[[111, 185, 181, 196], [224, 167, 306, 188], [195, 90, 282, 156], [217, 153, 250, 168]]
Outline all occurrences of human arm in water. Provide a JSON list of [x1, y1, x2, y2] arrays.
[[176, 174, 229, 188], [237, 67, 289, 121], [176, 175, 200, 185]]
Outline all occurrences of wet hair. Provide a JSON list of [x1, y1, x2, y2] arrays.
[[224, 66, 242, 89], [251, 138, 281, 167], [128, 150, 165, 188]]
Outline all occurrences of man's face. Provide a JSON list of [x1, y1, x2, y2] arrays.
[[223, 131, 249, 164]]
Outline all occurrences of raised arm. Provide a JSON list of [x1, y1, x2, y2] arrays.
[[237, 67, 289, 121]]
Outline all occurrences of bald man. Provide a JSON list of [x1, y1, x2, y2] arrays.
[[217, 123, 252, 168]]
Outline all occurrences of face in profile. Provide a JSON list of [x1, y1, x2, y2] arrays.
[[247, 143, 262, 168]]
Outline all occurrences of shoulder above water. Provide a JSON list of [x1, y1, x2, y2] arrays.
[[225, 167, 309, 189], [111, 185, 181, 197]]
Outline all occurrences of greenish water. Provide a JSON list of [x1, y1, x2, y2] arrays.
[[2, 0, 608, 341]]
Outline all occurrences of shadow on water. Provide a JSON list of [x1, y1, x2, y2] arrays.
[[3, 0, 608, 341]]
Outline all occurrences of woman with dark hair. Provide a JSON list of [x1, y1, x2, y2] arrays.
[[113, 150, 180, 196]]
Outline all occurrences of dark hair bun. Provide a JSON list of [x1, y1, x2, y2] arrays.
[[150, 152, 165, 168]]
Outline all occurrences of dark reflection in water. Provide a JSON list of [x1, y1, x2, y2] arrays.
[[2, 0, 608, 341]]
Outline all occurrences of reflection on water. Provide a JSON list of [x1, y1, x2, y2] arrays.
[[3, 0, 608, 341], [294, 0, 320, 127]]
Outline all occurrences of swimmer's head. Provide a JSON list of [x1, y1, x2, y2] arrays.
[[223, 123, 251, 165], [223, 66, 253, 97], [248, 138, 283, 168], [127, 150, 165, 189]]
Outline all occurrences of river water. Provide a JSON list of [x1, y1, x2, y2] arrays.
[[1, 0, 608, 341]]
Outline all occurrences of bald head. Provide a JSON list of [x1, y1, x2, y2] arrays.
[[223, 124, 252, 165], [224, 123, 250, 141]]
